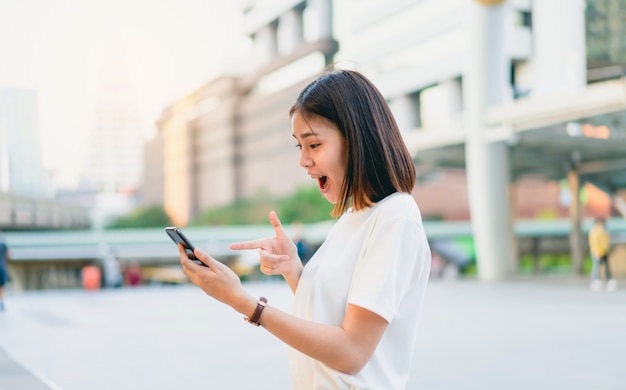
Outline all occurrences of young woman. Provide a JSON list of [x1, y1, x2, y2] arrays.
[[179, 69, 431, 389]]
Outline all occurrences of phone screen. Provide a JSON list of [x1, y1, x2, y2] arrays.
[[165, 227, 208, 267]]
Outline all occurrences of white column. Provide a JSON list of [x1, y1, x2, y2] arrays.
[[278, 8, 303, 55], [440, 78, 463, 124], [532, 0, 586, 97], [389, 94, 419, 133], [305, 0, 333, 41], [464, 1, 517, 281], [568, 169, 584, 275], [253, 24, 278, 67]]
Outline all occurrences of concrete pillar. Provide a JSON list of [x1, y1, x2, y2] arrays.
[[389, 94, 419, 133], [309, 0, 333, 39], [464, 1, 517, 281], [253, 23, 278, 67], [440, 78, 463, 118], [278, 7, 304, 55], [568, 169, 584, 275], [532, 0, 586, 97]]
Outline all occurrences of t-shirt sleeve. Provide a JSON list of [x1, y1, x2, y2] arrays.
[[347, 212, 429, 322]]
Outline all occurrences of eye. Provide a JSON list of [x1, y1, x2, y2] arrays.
[[295, 143, 302, 150], [310, 143, 320, 149]]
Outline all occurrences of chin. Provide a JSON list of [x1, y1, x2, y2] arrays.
[[324, 194, 338, 204]]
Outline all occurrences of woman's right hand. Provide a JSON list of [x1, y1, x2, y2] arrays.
[[230, 211, 303, 290], [179, 245, 248, 308]]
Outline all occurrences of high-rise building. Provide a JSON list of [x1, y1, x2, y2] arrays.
[[83, 42, 144, 195], [0, 87, 47, 197], [82, 41, 144, 227]]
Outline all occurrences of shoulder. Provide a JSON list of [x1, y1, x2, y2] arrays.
[[374, 192, 421, 221], [366, 193, 426, 241]]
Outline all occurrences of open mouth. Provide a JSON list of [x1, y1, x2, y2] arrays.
[[317, 176, 328, 190]]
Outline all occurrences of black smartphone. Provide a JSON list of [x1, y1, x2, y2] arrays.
[[165, 227, 208, 267]]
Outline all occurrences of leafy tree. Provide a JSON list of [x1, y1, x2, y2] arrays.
[[276, 185, 333, 224], [106, 206, 172, 229], [191, 185, 333, 226]]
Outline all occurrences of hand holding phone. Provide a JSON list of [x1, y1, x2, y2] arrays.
[[165, 227, 209, 267]]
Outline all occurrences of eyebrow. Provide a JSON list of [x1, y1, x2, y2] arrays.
[[292, 131, 318, 140]]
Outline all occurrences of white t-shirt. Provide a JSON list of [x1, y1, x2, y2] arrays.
[[288, 192, 431, 389]]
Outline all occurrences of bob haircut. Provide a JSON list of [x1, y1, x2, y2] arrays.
[[290, 69, 416, 217]]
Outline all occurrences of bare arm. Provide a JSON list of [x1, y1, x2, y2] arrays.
[[180, 247, 388, 374], [258, 302, 388, 374]]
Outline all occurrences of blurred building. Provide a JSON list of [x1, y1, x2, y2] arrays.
[[144, 0, 626, 275], [334, 0, 625, 222], [0, 88, 48, 197], [0, 88, 90, 230], [335, 0, 626, 279], [83, 41, 144, 227], [147, 0, 337, 226]]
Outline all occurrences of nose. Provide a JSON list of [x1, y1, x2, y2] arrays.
[[299, 150, 312, 168]]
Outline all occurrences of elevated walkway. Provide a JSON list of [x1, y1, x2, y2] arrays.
[[4, 218, 626, 290], [0, 192, 90, 231]]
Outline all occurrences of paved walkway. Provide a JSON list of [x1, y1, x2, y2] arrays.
[[0, 277, 624, 390]]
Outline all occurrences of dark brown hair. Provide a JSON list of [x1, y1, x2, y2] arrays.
[[290, 69, 416, 217]]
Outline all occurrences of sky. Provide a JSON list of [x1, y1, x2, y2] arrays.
[[0, 0, 248, 188]]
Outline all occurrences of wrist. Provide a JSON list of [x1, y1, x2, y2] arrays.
[[244, 297, 268, 326], [284, 260, 303, 279], [233, 292, 258, 318]]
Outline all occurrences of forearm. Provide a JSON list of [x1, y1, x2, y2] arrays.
[[253, 305, 370, 374]]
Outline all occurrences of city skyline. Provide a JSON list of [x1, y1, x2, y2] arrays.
[[0, 0, 248, 190]]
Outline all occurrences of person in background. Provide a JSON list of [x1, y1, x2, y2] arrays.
[[102, 249, 123, 288], [291, 220, 310, 264], [81, 262, 102, 291], [588, 217, 617, 292], [178, 69, 431, 389], [0, 231, 11, 311]]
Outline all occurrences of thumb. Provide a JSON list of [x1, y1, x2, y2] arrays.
[[269, 211, 288, 239], [194, 248, 218, 268]]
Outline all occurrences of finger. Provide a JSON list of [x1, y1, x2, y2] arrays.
[[269, 211, 289, 239], [178, 245, 212, 270], [193, 248, 219, 268], [229, 239, 266, 251], [179, 244, 197, 272], [258, 249, 289, 263], [178, 244, 190, 259], [259, 261, 281, 275]]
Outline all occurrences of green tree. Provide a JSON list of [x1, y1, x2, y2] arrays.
[[276, 185, 333, 224], [191, 185, 333, 226], [106, 206, 172, 229]]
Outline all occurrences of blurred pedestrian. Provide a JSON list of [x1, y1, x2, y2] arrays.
[[291, 221, 310, 264], [102, 249, 123, 288], [0, 231, 11, 311], [179, 69, 431, 389], [81, 263, 101, 291], [588, 217, 617, 292], [125, 261, 142, 287]]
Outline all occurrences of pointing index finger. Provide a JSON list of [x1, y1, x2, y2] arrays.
[[229, 239, 265, 251], [269, 211, 288, 239]]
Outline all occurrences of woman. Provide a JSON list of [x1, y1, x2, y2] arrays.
[[179, 69, 431, 389]]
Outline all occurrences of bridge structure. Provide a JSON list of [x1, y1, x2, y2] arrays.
[[4, 218, 626, 291], [0, 192, 91, 231]]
